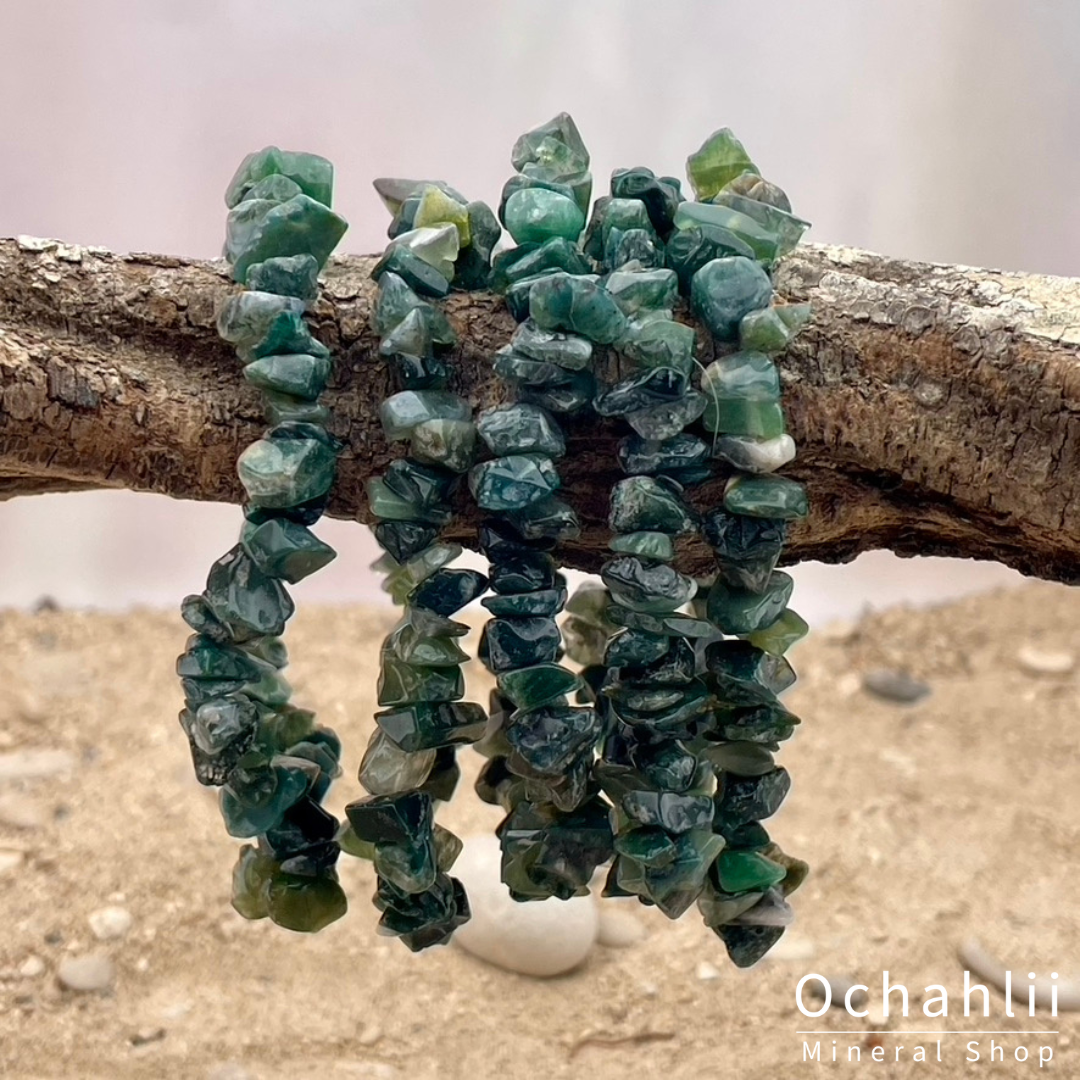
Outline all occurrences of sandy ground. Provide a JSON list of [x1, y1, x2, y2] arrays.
[[0, 581, 1077, 1079]]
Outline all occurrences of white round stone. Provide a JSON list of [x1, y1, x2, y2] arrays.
[[19, 955, 45, 978], [57, 953, 115, 993], [451, 834, 597, 977], [88, 906, 133, 941]]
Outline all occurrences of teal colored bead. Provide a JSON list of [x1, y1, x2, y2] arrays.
[[707, 571, 794, 635], [665, 226, 754, 295], [204, 545, 294, 639], [528, 272, 628, 345], [609, 476, 696, 535], [690, 257, 773, 342], [505, 495, 581, 542], [714, 701, 800, 744], [715, 768, 791, 827], [371, 244, 451, 299], [610, 166, 682, 236], [242, 517, 336, 583], [739, 306, 793, 354], [243, 175, 303, 205], [504, 270, 558, 322], [409, 419, 477, 473], [714, 850, 786, 894], [626, 389, 707, 443], [614, 828, 678, 869], [243, 353, 331, 400], [612, 828, 724, 919], [608, 605, 716, 640], [246, 254, 320, 304], [503, 188, 586, 245], [705, 640, 796, 705], [379, 390, 470, 440], [376, 702, 487, 753], [602, 197, 655, 241], [600, 556, 697, 614], [605, 268, 678, 317], [619, 316, 696, 375], [511, 319, 593, 371], [493, 347, 571, 386], [177, 637, 263, 682], [702, 740, 779, 777], [505, 704, 600, 777], [219, 756, 316, 837], [385, 620, 469, 667], [622, 791, 714, 834], [489, 238, 591, 293], [686, 128, 758, 202], [520, 369, 595, 416], [497, 662, 583, 713], [480, 587, 567, 617], [604, 628, 671, 668], [617, 433, 711, 480], [263, 392, 331, 428], [675, 201, 780, 265], [226, 194, 348, 283], [477, 404, 566, 458], [237, 436, 337, 509], [605, 227, 663, 272], [374, 833, 438, 894], [776, 302, 812, 333], [374, 272, 433, 337], [511, 112, 590, 178], [469, 454, 560, 511], [266, 871, 348, 933], [226, 146, 334, 209], [378, 657, 464, 707], [701, 351, 784, 437], [378, 306, 436, 370], [216, 290, 306, 353], [366, 477, 449, 526], [380, 543, 462, 605], [389, 224, 460, 281], [725, 475, 809, 519], [608, 531, 676, 561], [710, 189, 809, 259]]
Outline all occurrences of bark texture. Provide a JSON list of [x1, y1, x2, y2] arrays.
[[2, 234, 1079, 581]]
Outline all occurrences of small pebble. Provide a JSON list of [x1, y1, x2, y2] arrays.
[[808, 975, 869, 1010], [1016, 645, 1075, 676], [0, 748, 76, 782], [57, 953, 116, 993], [89, 906, 133, 941], [358, 1024, 383, 1047], [862, 669, 931, 704], [130, 1027, 166, 1047], [0, 850, 25, 876], [696, 960, 721, 981], [19, 956, 45, 978], [596, 905, 647, 948], [451, 835, 597, 977]]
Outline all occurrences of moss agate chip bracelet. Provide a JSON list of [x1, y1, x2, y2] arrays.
[[179, 119, 812, 967]]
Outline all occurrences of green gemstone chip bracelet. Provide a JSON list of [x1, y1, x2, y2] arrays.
[[178, 117, 812, 967]]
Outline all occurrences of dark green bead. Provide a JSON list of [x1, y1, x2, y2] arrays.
[[382, 458, 456, 513], [226, 147, 334, 209], [231, 844, 274, 919], [504, 188, 585, 245], [243, 353, 331, 400], [613, 828, 724, 918], [686, 128, 757, 202], [609, 531, 676, 560], [226, 194, 347, 283], [241, 517, 336, 583], [407, 569, 488, 616], [492, 348, 570, 387], [376, 702, 487, 752], [373, 521, 439, 564], [701, 351, 785, 438], [724, 475, 808, 519], [604, 227, 663, 271], [511, 319, 593, 371], [621, 635, 697, 686], [604, 267, 679, 316], [374, 833, 437, 894], [704, 742, 779, 778], [372, 244, 451, 299], [374, 872, 470, 951], [520, 370, 596, 415], [608, 605, 715, 639], [409, 419, 477, 473], [176, 637, 262, 682], [714, 849, 785, 894], [609, 476, 696, 535], [373, 272, 453, 346], [622, 790, 714, 833], [377, 657, 464, 706], [497, 662, 582, 712], [610, 166, 682, 237], [469, 454, 561, 511], [378, 307, 437, 381], [529, 272, 628, 345], [690, 257, 773, 341], [617, 433, 710, 481], [246, 254, 320, 304], [384, 620, 470, 667], [504, 270, 560, 321], [707, 571, 794, 634], [204, 545, 294, 639], [479, 617, 561, 674], [715, 923, 785, 968], [239, 174, 302, 205], [416, 745, 461, 803], [367, 469, 448, 519], [631, 740, 699, 792], [666, 225, 755, 297], [702, 510, 787, 592], [219, 755, 316, 837], [511, 111, 590, 176], [714, 701, 800, 745], [626, 391, 707, 442], [505, 495, 581, 542], [614, 827, 678, 868], [594, 367, 689, 418], [453, 200, 501, 290], [716, 768, 791, 826], [380, 390, 470, 440], [619, 316, 696, 375], [604, 628, 670, 668], [262, 392, 331, 428], [482, 586, 567, 617], [600, 556, 697, 614], [345, 790, 433, 846], [262, 796, 338, 862], [488, 548, 557, 594], [216, 291, 305, 353], [675, 202, 780, 266], [358, 729, 436, 797], [490, 238, 591, 294], [738, 306, 793, 354], [237, 435, 337, 510], [705, 640, 796, 705], [505, 704, 600, 776]]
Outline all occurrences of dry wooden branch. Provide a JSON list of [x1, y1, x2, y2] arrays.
[[2, 235, 1079, 581]]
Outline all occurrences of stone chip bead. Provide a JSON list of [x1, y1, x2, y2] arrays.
[[469, 454, 561, 511], [706, 571, 795, 635], [477, 404, 566, 458], [237, 435, 337, 510], [690, 257, 773, 342], [724, 475, 809, 520], [528, 272, 628, 345], [504, 188, 586, 245], [226, 146, 334, 209], [685, 128, 758, 202]]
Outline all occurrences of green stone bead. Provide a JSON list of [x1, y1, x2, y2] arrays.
[[504, 271, 557, 322], [359, 729, 436, 796], [511, 319, 593, 371], [380, 390, 470, 441], [520, 370, 596, 417], [505, 704, 600, 776], [219, 755, 316, 837], [372, 245, 451, 299], [366, 477, 447, 525], [389, 224, 460, 280], [725, 475, 808, 520], [480, 587, 567, 617], [707, 571, 794, 635], [237, 436, 336, 509], [701, 352, 784, 437], [477, 403, 566, 457], [177, 637, 263, 682], [345, 790, 434, 846], [739, 307, 794, 354], [715, 702, 800, 745], [714, 850, 786, 894], [602, 197, 655, 241], [409, 419, 477, 474], [408, 568, 488, 617], [747, 608, 808, 655], [489, 239, 591, 294], [601, 556, 697, 614], [715, 923, 785, 968], [690, 257, 773, 342], [377, 657, 464, 707], [385, 620, 470, 668], [204, 545, 295, 639], [609, 476, 696, 535], [609, 605, 715, 640], [504, 495, 581, 542], [604, 267, 679, 317], [241, 517, 336, 583], [617, 433, 711, 482], [619, 316, 696, 375], [710, 189, 809, 259], [604, 628, 670, 667], [702, 741, 778, 778], [226, 194, 348, 283], [713, 434, 797, 474], [374, 271, 425, 336], [511, 111, 590, 177], [725, 170, 793, 212], [705, 641, 795, 705], [453, 200, 501, 290], [226, 146, 334, 209], [373, 176, 453, 215], [243, 352, 331, 401], [433, 825, 463, 873], [605, 228, 663, 272], [612, 828, 725, 918], [266, 871, 348, 932], [336, 821, 376, 860], [231, 844, 274, 920], [716, 768, 791, 826], [381, 543, 463, 605], [412, 185, 471, 245], [610, 166, 682, 236], [609, 531, 675, 561], [246, 254, 320, 304], [217, 290, 306, 353], [243, 175, 303, 204], [504, 188, 586, 246], [497, 663, 583, 713], [776, 302, 812, 334], [686, 128, 758, 202], [621, 791, 714, 834], [469, 454, 560, 511], [702, 509, 787, 593], [376, 701, 486, 753], [262, 393, 331, 429], [374, 832, 438, 894], [480, 617, 561, 673], [675, 201, 780, 265], [528, 272, 628, 345], [614, 827, 678, 868]]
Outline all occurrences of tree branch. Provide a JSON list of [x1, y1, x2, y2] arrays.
[[2, 235, 1079, 581]]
